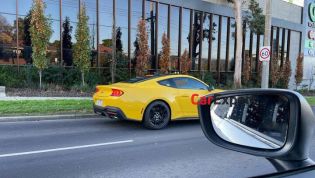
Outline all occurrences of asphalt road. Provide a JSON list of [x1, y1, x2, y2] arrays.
[[0, 110, 315, 178]]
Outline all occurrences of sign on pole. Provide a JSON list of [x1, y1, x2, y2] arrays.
[[259, 46, 271, 62]]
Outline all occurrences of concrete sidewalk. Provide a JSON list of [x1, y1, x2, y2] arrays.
[[0, 96, 92, 101]]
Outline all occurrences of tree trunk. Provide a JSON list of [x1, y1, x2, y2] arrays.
[[233, 0, 243, 89], [39, 70, 42, 89], [81, 71, 85, 86]]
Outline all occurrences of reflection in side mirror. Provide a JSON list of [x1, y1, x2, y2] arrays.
[[210, 94, 289, 149]]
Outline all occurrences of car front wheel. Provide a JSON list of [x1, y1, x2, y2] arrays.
[[143, 101, 170, 130]]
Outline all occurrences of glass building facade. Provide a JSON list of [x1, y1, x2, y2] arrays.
[[0, 0, 303, 84]]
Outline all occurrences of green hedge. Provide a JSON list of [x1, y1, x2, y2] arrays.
[[0, 65, 127, 90]]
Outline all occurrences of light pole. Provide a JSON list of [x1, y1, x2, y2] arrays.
[[261, 0, 272, 88]]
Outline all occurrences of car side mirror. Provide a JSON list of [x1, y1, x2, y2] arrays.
[[199, 89, 315, 172], [208, 85, 215, 91]]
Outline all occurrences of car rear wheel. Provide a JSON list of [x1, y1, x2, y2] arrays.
[[143, 101, 170, 130]]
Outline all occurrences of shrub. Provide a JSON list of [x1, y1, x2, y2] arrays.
[[270, 55, 280, 88], [279, 59, 292, 88], [295, 54, 304, 88], [0, 66, 24, 87], [135, 19, 150, 77], [180, 49, 191, 74], [203, 72, 216, 87], [159, 33, 170, 74]]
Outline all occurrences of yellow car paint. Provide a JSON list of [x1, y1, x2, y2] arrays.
[[93, 75, 223, 121]]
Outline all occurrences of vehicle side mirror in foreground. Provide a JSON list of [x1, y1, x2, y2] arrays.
[[199, 89, 315, 172]]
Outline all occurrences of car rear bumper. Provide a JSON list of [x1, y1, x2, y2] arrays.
[[93, 105, 128, 120]]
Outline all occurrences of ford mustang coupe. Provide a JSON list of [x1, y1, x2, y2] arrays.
[[93, 75, 223, 129]]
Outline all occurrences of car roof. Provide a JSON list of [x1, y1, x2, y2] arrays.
[[123, 74, 198, 84]]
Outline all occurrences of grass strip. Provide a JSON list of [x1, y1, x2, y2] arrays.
[[0, 99, 93, 116]]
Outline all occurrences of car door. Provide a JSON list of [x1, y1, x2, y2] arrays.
[[173, 77, 209, 117]]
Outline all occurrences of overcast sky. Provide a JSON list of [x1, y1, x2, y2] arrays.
[[282, 0, 304, 7]]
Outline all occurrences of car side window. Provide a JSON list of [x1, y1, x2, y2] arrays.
[[158, 79, 175, 87], [173, 77, 208, 90]]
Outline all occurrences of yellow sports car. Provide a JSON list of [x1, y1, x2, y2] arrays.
[[93, 74, 223, 129]]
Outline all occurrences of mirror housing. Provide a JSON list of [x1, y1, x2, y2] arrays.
[[199, 89, 315, 170], [208, 85, 215, 91]]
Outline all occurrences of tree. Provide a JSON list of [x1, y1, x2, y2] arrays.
[[295, 54, 304, 89], [102, 39, 112, 47], [245, 0, 265, 35], [159, 33, 170, 74], [62, 16, 73, 66], [180, 49, 191, 75], [0, 15, 14, 61], [29, 0, 52, 89], [116, 27, 123, 53], [227, 0, 243, 88], [73, 3, 91, 86], [135, 19, 150, 77]]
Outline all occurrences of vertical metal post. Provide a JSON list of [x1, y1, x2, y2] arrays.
[[128, 0, 132, 77], [189, 9, 193, 61], [198, 12, 203, 71], [60, 0, 63, 65], [287, 29, 291, 61], [79, 0, 81, 15], [241, 22, 246, 68], [208, 14, 213, 71], [269, 26, 274, 70], [249, 31, 253, 72], [234, 21, 237, 69], [155, 2, 159, 71], [256, 34, 260, 72], [96, 0, 100, 69], [167, 5, 170, 40], [168, 5, 171, 71], [261, 0, 271, 88], [280, 28, 286, 67], [217, 15, 222, 84], [225, 17, 230, 72], [16, 0, 19, 72], [142, 0, 145, 19], [178, 7, 182, 72], [111, 0, 116, 83]]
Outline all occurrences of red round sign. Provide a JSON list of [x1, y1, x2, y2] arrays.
[[259, 47, 270, 60]]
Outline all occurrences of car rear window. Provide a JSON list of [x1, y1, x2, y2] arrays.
[[122, 75, 162, 83], [158, 79, 175, 87]]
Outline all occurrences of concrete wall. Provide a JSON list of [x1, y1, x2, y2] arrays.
[[202, 0, 303, 24], [259, 0, 303, 24]]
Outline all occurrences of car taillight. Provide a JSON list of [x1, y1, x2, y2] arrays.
[[95, 87, 100, 93], [111, 89, 124, 97]]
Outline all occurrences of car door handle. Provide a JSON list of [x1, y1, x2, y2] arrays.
[[180, 95, 189, 98]]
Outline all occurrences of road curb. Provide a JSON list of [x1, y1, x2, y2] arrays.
[[0, 114, 101, 123]]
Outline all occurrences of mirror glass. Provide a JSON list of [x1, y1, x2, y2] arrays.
[[210, 94, 290, 149]]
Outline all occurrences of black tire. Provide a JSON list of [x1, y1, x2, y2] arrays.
[[143, 101, 170, 130]]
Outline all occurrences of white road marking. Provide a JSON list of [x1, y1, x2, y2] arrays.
[[0, 140, 134, 158]]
